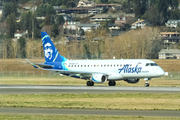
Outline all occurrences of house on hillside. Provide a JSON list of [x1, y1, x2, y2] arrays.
[[79, 23, 100, 32], [165, 20, 180, 28], [159, 49, 180, 59], [90, 14, 117, 23], [13, 30, 27, 41], [88, 7, 103, 14], [131, 19, 150, 29], [108, 23, 120, 31], [115, 16, 132, 25], [61, 14, 73, 22], [160, 32, 180, 45], [63, 22, 80, 30], [77, 0, 95, 8]]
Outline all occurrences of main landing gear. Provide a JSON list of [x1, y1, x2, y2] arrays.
[[87, 81, 94, 86], [108, 80, 116, 86]]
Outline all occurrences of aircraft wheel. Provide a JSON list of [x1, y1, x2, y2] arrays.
[[90, 81, 94, 86], [113, 81, 116, 86], [87, 81, 91, 86], [144, 83, 149, 87], [87, 81, 94, 86], [108, 81, 116, 86]]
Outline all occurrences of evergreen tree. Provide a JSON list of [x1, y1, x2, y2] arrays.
[[6, 13, 17, 38], [51, 23, 59, 37], [18, 37, 26, 58], [66, 1, 76, 8], [2, 2, 18, 21], [56, 15, 65, 25]]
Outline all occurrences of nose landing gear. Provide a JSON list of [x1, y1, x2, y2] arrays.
[[144, 78, 150, 87]]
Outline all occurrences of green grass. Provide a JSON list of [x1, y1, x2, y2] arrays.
[[0, 114, 179, 120], [1, 93, 180, 110], [0, 76, 180, 87]]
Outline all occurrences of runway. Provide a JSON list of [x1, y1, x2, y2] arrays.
[[0, 85, 180, 117], [0, 107, 180, 117], [0, 85, 180, 94]]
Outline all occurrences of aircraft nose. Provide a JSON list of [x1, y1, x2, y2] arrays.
[[157, 68, 165, 76]]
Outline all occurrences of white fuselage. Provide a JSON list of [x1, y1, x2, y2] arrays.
[[64, 59, 164, 81]]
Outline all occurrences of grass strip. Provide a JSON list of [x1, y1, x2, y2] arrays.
[[0, 114, 179, 120], [0, 93, 180, 110], [0, 77, 180, 87]]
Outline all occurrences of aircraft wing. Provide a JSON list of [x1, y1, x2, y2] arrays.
[[40, 68, 110, 76]]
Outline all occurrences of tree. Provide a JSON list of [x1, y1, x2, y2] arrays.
[[2, 2, 18, 21], [6, 13, 17, 38], [46, 4, 56, 15], [51, 24, 59, 37], [100, 0, 108, 3], [44, 15, 51, 25], [18, 37, 26, 58], [56, 15, 65, 25], [21, 12, 32, 30], [66, 1, 76, 8]]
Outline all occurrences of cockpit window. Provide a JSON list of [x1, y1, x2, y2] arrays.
[[150, 63, 158, 66], [146, 63, 158, 66], [146, 63, 150, 66]]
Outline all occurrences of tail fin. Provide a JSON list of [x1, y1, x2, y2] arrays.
[[41, 32, 68, 63]]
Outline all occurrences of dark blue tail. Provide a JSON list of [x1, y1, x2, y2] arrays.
[[41, 32, 67, 63]]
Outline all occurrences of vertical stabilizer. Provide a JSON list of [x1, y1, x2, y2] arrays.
[[41, 32, 67, 63]]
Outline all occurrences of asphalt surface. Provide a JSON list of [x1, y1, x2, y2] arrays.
[[0, 85, 180, 94], [0, 85, 180, 117], [0, 107, 180, 117]]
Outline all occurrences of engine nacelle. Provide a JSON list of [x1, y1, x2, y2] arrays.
[[124, 78, 139, 83], [90, 74, 107, 83]]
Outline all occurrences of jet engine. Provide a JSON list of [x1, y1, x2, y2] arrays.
[[124, 78, 139, 83], [90, 74, 107, 83]]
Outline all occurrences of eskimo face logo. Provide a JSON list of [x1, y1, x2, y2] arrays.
[[44, 43, 53, 60]]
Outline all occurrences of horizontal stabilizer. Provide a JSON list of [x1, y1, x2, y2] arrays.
[[22, 59, 54, 69]]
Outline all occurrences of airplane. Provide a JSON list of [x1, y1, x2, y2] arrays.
[[25, 32, 165, 87]]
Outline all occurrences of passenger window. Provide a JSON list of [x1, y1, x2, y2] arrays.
[[97, 65, 99, 67], [84, 65, 86, 67], [101, 65, 103, 67], [104, 65, 106, 67], [68, 65, 70, 67], [74, 65, 76, 67], [107, 65, 109, 67], [78, 65, 79, 67], [117, 64, 119, 67], [88, 65, 89, 67], [111, 65, 112, 67], [94, 65, 96, 67], [71, 65, 73, 67], [81, 65, 83, 67], [114, 64, 116, 67], [91, 65, 93, 67]]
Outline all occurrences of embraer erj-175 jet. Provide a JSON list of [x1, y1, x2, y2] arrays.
[[25, 32, 164, 87]]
